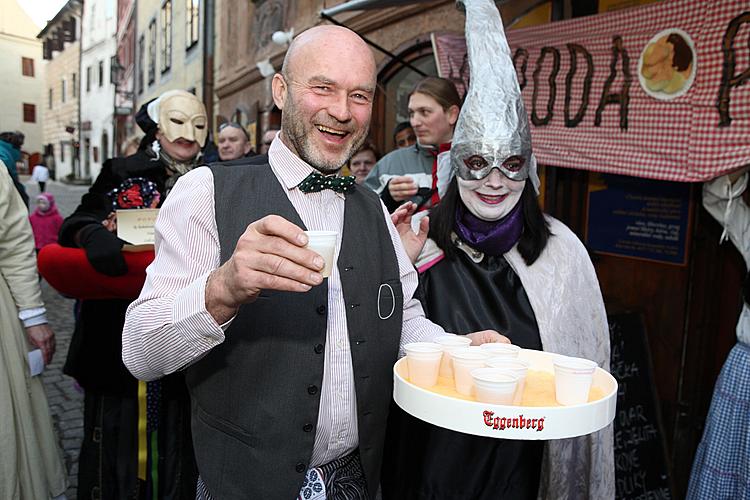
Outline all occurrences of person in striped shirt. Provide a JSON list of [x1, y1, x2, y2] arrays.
[[123, 25, 505, 500]]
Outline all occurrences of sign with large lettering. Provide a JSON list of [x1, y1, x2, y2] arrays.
[[434, 0, 750, 182]]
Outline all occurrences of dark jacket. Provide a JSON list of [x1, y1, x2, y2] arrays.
[[59, 150, 172, 394]]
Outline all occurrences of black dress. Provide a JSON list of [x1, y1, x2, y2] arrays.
[[381, 249, 544, 500]]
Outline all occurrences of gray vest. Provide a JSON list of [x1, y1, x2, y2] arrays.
[[185, 161, 404, 499]]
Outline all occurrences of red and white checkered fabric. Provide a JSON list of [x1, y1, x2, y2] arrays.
[[434, 0, 750, 182]]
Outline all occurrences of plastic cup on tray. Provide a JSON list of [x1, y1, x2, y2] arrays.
[[470, 367, 519, 404], [553, 356, 598, 406], [434, 335, 473, 379], [404, 342, 443, 388]]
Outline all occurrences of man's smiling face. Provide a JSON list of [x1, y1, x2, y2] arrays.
[[273, 27, 377, 174]]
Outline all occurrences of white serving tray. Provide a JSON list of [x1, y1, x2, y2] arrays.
[[393, 348, 617, 440]]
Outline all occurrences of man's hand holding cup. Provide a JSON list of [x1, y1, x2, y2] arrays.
[[206, 215, 325, 323], [388, 175, 419, 202]]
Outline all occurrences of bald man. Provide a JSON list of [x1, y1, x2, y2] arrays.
[[123, 26, 502, 499]]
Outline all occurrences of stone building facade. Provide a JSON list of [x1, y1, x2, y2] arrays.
[[79, 0, 117, 180], [0, 0, 45, 168], [38, 0, 83, 180], [214, 0, 550, 153], [134, 0, 205, 109]]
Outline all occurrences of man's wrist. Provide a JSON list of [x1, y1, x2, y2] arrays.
[[205, 268, 240, 324]]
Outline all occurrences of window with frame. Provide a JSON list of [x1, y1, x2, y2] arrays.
[[186, 0, 199, 50], [148, 19, 156, 84], [86, 66, 92, 92], [160, 1, 172, 73], [60, 142, 65, 162], [22, 57, 34, 77], [99, 60, 104, 87], [23, 103, 36, 123], [48, 88, 53, 109], [72, 73, 77, 97], [61, 78, 67, 103], [138, 35, 145, 93]]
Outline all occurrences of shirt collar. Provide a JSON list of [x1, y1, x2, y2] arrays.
[[268, 132, 347, 198], [415, 141, 442, 158]]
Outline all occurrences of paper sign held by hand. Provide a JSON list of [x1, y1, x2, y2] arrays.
[[117, 209, 159, 245], [28, 349, 44, 377]]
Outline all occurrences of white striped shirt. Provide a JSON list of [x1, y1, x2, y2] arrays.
[[122, 135, 446, 467]]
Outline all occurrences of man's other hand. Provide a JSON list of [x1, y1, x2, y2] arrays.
[[388, 176, 419, 202]]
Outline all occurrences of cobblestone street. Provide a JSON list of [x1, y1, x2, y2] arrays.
[[24, 177, 89, 499]]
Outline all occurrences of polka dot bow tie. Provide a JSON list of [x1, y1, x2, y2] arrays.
[[298, 171, 356, 194]]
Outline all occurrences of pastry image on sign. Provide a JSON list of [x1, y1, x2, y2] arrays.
[[638, 28, 696, 100]]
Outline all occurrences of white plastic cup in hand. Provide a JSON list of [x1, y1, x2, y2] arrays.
[[304, 231, 338, 278], [434, 335, 472, 379], [450, 347, 491, 396], [404, 342, 443, 389], [553, 356, 598, 406], [480, 343, 521, 358], [485, 358, 530, 405], [471, 368, 519, 404]]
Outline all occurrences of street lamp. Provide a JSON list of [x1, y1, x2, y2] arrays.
[[110, 56, 134, 156]]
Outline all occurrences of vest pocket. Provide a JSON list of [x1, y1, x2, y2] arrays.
[[196, 402, 256, 448]]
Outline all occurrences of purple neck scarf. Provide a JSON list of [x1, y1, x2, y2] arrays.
[[454, 199, 524, 256]]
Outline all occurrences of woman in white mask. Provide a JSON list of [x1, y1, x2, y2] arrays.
[[381, 1, 614, 498]]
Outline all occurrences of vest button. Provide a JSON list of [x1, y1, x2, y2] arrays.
[[307, 385, 318, 395], [303, 423, 313, 432], [314, 344, 324, 354], [295, 462, 306, 473], [316, 305, 326, 315]]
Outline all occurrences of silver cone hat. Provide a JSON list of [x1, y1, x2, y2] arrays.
[[451, 0, 540, 192]]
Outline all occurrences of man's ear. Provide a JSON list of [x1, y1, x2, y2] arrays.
[[272, 74, 287, 110], [447, 105, 460, 127]]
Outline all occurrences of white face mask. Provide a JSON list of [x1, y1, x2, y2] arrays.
[[156, 91, 208, 147], [457, 168, 525, 221]]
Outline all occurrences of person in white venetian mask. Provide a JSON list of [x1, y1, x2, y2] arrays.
[[382, 0, 615, 498], [52, 89, 208, 499]]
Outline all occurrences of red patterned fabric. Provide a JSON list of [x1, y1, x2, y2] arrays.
[[433, 0, 750, 182], [37, 244, 154, 300]]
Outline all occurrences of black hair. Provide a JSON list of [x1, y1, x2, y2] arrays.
[[134, 99, 159, 151], [392, 121, 413, 141], [0, 131, 24, 148], [428, 177, 550, 265]]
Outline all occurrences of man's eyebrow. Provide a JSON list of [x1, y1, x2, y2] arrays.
[[307, 76, 375, 94], [308, 76, 337, 86]]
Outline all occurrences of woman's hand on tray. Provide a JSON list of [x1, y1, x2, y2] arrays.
[[465, 330, 511, 345]]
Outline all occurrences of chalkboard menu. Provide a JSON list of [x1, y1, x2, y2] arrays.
[[608, 313, 673, 499]]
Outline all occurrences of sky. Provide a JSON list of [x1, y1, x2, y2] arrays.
[[21, 0, 68, 28]]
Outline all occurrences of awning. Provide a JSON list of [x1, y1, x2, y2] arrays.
[[321, 0, 437, 18], [321, 0, 511, 18]]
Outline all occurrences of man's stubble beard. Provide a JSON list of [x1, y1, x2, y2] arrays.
[[281, 94, 369, 175]]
